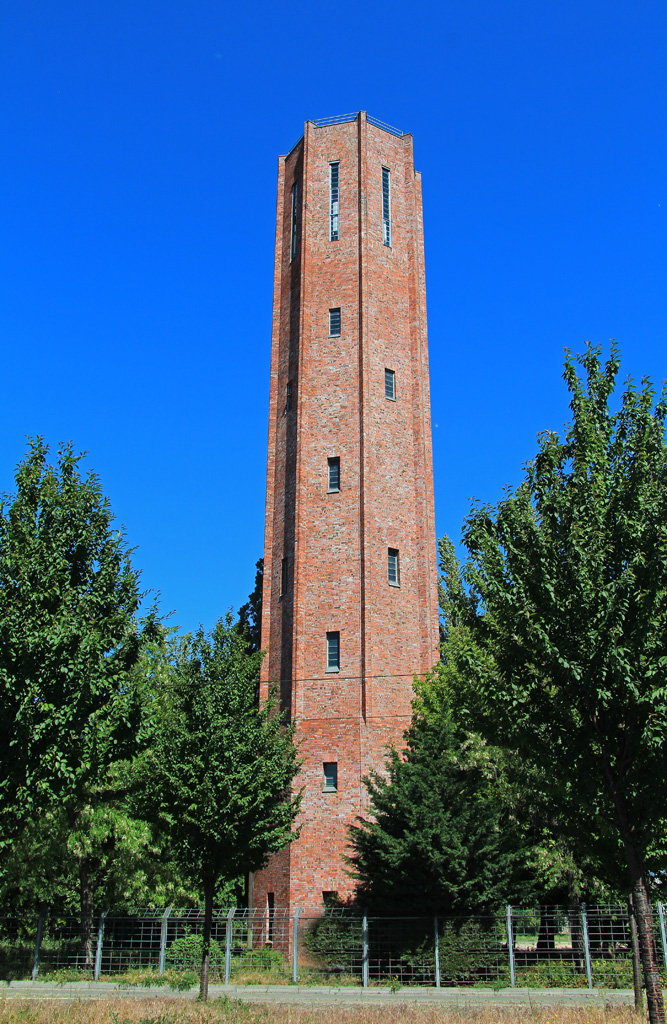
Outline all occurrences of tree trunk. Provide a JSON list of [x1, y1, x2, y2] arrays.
[[536, 906, 557, 950], [78, 856, 95, 971], [631, 873, 664, 1024], [601, 756, 664, 1024], [199, 869, 215, 1002], [629, 896, 644, 1013], [568, 900, 585, 974]]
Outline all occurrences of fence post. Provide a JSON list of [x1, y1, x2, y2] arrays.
[[434, 916, 440, 988], [362, 912, 369, 989], [31, 907, 47, 982], [506, 905, 516, 988], [159, 907, 172, 975], [292, 908, 301, 984], [658, 903, 667, 971], [580, 903, 593, 989], [93, 910, 108, 982], [224, 908, 235, 984]]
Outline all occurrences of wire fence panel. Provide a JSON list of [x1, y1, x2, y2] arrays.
[[299, 908, 364, 982], [228, 909, 291, 980], [38, 916, 83, 974], [1, 903, 662, 987], [100, 910, 163, 975], [0, 916, 35, 980], [436, 915, 508, 987], [367, 917, 436, 985], [163, 908, 230, 980]]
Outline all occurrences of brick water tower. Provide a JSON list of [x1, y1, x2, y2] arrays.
[[253, 111, 439, 913]]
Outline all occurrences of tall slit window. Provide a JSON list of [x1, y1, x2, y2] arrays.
[[286, 380, 293, 411], [330, 162, 340, 241], [382, 167, 391, 246], [281, 556, 288, 595], [388, 548, 400, 587], [290, 181, 299, 260], [385, 368, 396, 401], [323, 762, 338, 792], [328, 456, 340, 492], [329, 307, 341, 337], [326, 631, 340, 672]]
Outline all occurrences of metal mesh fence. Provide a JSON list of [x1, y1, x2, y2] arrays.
[[5, 903, 666, 987], [38, 916, 84, 974], [0, 916, 35, 980], [300, 909, 364, 981]]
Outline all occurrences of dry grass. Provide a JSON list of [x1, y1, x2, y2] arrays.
[[0, 999, 644, 1024]]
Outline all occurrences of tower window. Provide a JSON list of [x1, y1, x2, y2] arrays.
[[327, 457, 340, 493], [281, 556, 288, 595], [323, 762, 338, 792], [330, 162, 340, 241], [326, 631, 340, 672], [388, 548, 400, 587], [286, 380, 293, 411], [385, 368, 396, 401], [290, 181, 298, 260], [382, 167, 391, 246], [329, 308, 341, 337]]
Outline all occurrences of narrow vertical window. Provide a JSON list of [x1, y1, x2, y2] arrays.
[[286, 380, 293, 411], [281, 556, 288, 595], [330, 162, 340, 241], [327, 457, 340, 492], [326, 631, 340, 672], [290, 181, 298, 260], [382, 167, 391, 246], [385, 368, 396, 400], [388, 548, 400, 587], [323, 762, 338, 792], [329, 308, 341, 337]]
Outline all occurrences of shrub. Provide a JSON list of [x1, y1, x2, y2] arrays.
[[164, 934, 224, 973]]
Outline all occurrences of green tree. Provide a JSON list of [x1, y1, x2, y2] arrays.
[[435, 537, 622, 909], [141, 614, 301, 1000], [0, 439, 149, 965], [350, 708, 538, 916], [237, 557, 263, 654], [443, 345, 667, 1023]]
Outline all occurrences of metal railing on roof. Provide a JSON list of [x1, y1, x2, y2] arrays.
[[311, 112, 405, 138], [286, 113, 406, 156]]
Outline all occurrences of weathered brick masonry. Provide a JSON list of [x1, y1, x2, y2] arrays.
[[252, 112, 439, 914]]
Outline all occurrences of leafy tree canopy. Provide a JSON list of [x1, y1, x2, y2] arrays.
[[440, 344, 667, 1022], [0, 439, 148, 838], [140, 614, 300, 998], [0, 438, 157, 964]]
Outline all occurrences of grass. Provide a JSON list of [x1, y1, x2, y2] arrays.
[[0, 1001, 646, 1024]]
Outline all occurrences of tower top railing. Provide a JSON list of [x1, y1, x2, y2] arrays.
[[286, 113, 406, 155], [311, 112, 405, 137]]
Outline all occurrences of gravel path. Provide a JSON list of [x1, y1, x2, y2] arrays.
[[0, 981, 637, 1007]]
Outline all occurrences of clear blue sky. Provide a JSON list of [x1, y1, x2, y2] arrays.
[[1, 0, 665, 634]]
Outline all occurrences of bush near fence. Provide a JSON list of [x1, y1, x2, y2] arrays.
[[2, 903, 666, 988]]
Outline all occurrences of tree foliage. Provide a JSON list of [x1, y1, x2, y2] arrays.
[[0, 439, 151, 964], [0, 440, 145, 826], [442, 345, 667, 1022], [237, 558, 263, 654], [350, 708, 538, 916], [141, 614, 300, 998]]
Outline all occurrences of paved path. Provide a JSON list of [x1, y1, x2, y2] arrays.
[[0, 981, 637, 1007]]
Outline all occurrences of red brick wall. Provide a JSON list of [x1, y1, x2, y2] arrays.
[[253, 112, 439, 914]]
